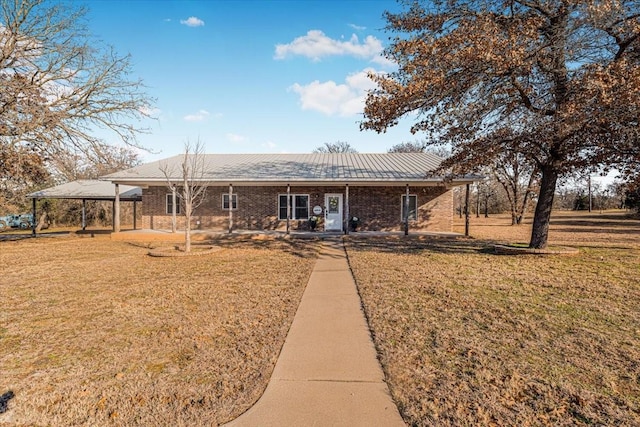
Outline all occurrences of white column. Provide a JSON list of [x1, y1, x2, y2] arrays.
[[171, 186, 177, 233], [404, 184, 410, 236], [114, 184, 120, 232], [345, 184, 350, 235], [286, 184, 291, 235], [82, 199, 86, 230], [32, 197, 37, 236], [228, 183, 233, 234]]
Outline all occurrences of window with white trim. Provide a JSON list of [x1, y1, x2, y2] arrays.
[[166, 193, 181, 214], [278, 194, 309, 220], [401, 195, 417, 221], [222, 194, 238, 210]]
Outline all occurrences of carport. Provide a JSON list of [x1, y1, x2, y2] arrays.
[[27, 180, 142, 235]]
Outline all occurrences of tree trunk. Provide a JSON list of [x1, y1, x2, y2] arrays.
[[529, 166, 559, 249], [35, 212, 48, 232], [515, 169, 537, 226], [184, 206, 192, 252]]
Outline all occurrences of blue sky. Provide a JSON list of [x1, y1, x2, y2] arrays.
[[83, 0, 414, 162]]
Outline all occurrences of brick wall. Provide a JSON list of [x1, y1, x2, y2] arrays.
[[141, 185, 453, 232]]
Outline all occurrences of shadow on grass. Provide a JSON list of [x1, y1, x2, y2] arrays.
[[553, 227, 640, 235], [0, 231, 71, 241], [149, 235, 324, 259], [220, 237, 321, 259], [346, 236, 491, 255], [0, 390, 14, 414], [125, 235, 322, 258], [551, 212, 640, 224]]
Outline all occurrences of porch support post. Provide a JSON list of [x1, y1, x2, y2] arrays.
[[286, 184, 291, 235], [228, 183, 233, 234], [82, 199, 87, 230], [133, 200, 137, 230], [32, 197, 37, 237], [171, 186, 177, 233], [345, 184, 349, 235], [114, 184, 120, 232], [404, 184, 410, 236], [465, 183, 470, 237]]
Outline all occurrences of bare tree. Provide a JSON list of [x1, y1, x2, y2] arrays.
[[1, 0, 154, 186], [313, 141, 358, 153], [388, 140, 427, 153], [160, 141, 208, 253], [492, 151, 539, 225], [36, 144, 143, 227], [362, 0, 640, 248], [0, 144, 49, 212], [389, 140, 452, 159], [476, 179, 498, 218], [52, 144, 142, 182]]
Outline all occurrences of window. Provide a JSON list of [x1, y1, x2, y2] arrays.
[[166, 193, 181, 214], [222, 194, 238, 210], [278, 194, 309, 220], [401, 195, 417, 221]]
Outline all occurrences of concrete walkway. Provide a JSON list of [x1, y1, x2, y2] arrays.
[[224, 239, 405, 427]]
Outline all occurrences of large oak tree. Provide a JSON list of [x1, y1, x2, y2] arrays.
[[1, 0, 153, 190], [362, 0, 640, 248]]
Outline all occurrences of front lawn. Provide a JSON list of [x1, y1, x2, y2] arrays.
[[0, 236, 318, 426], [347, 212, 640, 425]]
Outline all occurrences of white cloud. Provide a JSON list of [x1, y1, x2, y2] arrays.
[[349, 23, 366, 31], [289, 68, 379, 117], [262, 141, 277, 150], [183, 109, 210, 122], [371, 54, 397, 69], [139, 105, 162, 118], [274, 30, 382, 61], [180, 16, 205, 27], [226, 133, 247, 143]]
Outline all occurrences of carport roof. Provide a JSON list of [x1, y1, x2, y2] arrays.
[[27, 180, 141, 201]]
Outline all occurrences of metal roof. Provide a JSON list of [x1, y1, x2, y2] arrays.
[[102, 153, 478, 186], [28, 180, 142, 201]]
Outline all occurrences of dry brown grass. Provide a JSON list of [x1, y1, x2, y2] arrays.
[[454, 209, 640, 247], [0, 236, 318, 426], [347, 210, 640, 426]]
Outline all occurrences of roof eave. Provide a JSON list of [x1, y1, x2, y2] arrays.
[[103, 178, 468, 187]]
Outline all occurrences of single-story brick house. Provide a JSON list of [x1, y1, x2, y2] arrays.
[[102, 153, 477, 233]]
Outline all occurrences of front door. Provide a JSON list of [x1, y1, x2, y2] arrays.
[[324, 194, 343, 231]]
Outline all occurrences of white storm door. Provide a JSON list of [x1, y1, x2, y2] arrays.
[[324, 194, 343, 231]]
